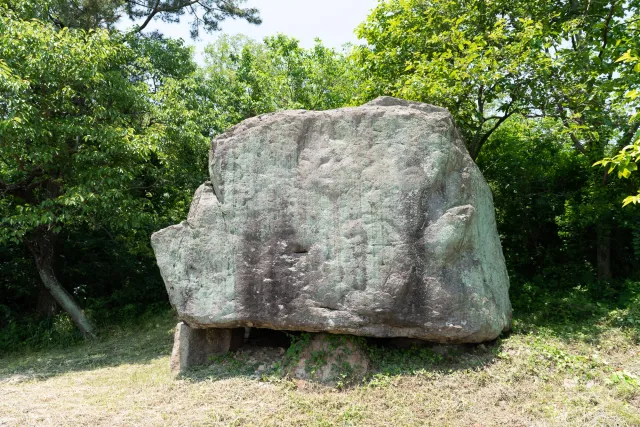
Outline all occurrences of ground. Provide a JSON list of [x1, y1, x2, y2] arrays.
[[1, 310, 639, 426]]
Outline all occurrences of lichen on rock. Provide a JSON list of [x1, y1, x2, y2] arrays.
[[152, 97, 512, 344]]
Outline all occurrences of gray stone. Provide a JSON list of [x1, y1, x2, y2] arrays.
[[152, 97, 512, 344], [292, 334, 369, 383], [170, 322, 244, 374]]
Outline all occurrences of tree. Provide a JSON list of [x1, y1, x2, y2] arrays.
[[528, 0, 640, 279], [595, 50, 640, 207], [3, 0, 260, 36], [354, 0, 640, 279], [125, 0, 260, 37], [201, 34, 359, 125], [353, 0, 547, 160], [0, 13, 210, 337], [476, 117, 596, 288]]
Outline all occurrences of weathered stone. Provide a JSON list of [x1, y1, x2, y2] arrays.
[[170, 322, 244, 374], [152, 97, 512, 344], [291, 334, 369, 383]]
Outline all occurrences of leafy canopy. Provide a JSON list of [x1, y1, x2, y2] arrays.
[[595, 50, 640, 207], [201, 34, 359, 126], [2, 0, 261, 37], [353, 0, 640, 162], [353, 0, 547, 159], [0, 12, 208, 246]]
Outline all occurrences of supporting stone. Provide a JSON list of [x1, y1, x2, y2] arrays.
[[292, 334, 369, 384], [170, 322, 244, 375]]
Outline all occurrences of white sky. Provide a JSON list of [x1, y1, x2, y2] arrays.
[[130, 0, 379, 63]]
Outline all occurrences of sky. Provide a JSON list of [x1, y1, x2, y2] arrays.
[[130, 0, 379, 63]]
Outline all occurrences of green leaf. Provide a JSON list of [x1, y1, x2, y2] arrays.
[[616, 50, 632, 63]]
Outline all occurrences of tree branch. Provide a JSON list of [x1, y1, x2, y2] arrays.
[[135, 0, 201, 33], [619, 119, 640, 149], [135, 0, 161, 33], [599, 1, 617, 60], [0, 169, 45, 203], [471, 110, 514, 160], [557, 103, 587, 155]]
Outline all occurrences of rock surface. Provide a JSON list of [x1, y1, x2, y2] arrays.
[[170, 323, 244, 374], [292, 334, 369, 383], [152, 97, 512, 343]]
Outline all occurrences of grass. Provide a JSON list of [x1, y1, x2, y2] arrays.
[[0, 310, 639, 426]]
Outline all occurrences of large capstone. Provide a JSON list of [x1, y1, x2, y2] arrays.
[[152, 97, 512, 344]]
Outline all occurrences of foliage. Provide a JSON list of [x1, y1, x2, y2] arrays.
[[596, 140, 640, 206], [124, 0, 261, 37], [3, 0, 260, 36], [0, 17, 151, 245], [201, 34, 359, 126], [0, 11, 210, 335], [478, 118, 587, 283], [595, 50, 640, 207], [528, 0, 640, 159], [353, 0, 640, 162], [0, 13, 209, 246], [605, 280, 640, 339], [353, 0, 547, 159], [0, 10, 361, 339], [366, 345, 446, 379], [0, 301, 172, 354], [284, 332, 312, 366], [479, 116, 640, 300], [283, 333, 368, 387], [3, 0, 640, 344], [511, 0, 640, 279], [355, 0, 640, 280], [607, 369, 640, 403]]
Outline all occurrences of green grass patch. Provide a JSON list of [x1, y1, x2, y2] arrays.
[[1, 302, 639, 426]]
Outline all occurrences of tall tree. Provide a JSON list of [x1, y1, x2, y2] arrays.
[[3, 0, 260, 35], [201, 34, 359, 125], [353, 0, 547, 160], [0, 12, 210, 337], [354, 0, 640, 279], [528, 0, 640, 279], [0, 0, 260, 336]]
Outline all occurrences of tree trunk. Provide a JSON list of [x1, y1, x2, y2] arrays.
[[595, 167, 613, 281], [36, 284, 58, 318], [596, 224, 612, 281], [25, 229, 96, 339]]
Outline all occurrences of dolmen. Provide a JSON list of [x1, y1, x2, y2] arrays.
[[152, 97, 512, 374]]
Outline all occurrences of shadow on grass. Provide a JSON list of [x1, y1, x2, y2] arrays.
[[513, 304, 639, 348], [0, 310, 177, 382], [182, 301, 640, 386], [181, 299, 639, 385], [4, 303, 633, 387], [180, 329, 505, 386], [511, 284, 640, 347], [366, 337, 504, 379]]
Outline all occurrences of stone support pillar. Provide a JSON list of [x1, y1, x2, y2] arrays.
[[170, 322, 244, 375]]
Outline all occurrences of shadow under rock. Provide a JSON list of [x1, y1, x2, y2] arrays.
[[1, 316, 509, 385], [181, 327, 505, 384], [181, 328, 294, 382]]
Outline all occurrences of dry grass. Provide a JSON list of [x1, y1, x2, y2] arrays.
[[1, 312, 639, 426]]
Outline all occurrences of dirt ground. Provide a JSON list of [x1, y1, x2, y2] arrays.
[[1, 312, 638, 426]]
